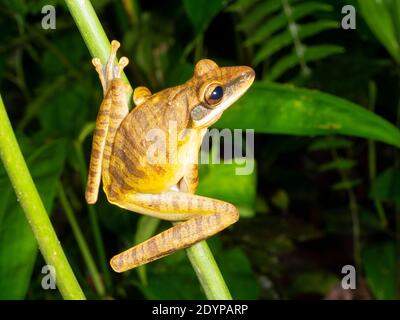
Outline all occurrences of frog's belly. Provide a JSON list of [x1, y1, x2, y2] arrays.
[[112, 163, 184, 194]]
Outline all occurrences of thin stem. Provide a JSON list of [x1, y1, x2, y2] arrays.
[[0, 94, 85, 300], [281, 0, 311, 78], [395, 76, 400, 296], [65, 0, 232, 300], [331, 148, 361, 272], [186, 242, 232, 299], [57, 183, 105, 297], [367, 81, 387, 227], [74, 139, 112, 289], [194, 34, 204, 63], [65, 0, 131, 89]]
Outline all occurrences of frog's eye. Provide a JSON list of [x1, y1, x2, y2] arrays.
[[205, 85, 224, 107]]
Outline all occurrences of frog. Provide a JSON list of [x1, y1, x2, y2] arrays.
[[85, 40, 255, 273]]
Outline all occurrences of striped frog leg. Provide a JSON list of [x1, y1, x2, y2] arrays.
[[109, 189, 239, 272]]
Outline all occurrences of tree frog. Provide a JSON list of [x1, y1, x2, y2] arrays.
[[86, 40, 255, 272]]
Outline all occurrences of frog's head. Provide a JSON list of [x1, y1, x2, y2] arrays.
[[189, 59, 255, 128]]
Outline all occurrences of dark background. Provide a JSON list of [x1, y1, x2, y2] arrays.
[[0, 0, 399, 300]]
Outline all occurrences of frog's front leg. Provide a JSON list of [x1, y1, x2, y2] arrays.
[[178, 164, 199, 194], [109, 191, 239, 272]]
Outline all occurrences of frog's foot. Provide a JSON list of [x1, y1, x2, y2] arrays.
[[92, 40, 129, 96]]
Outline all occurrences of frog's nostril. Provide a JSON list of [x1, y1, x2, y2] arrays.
[[240, 69, 255, 82]]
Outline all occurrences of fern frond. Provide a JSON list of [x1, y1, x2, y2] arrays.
[[268, 45, 344, 81], [230, 0, 343, 81], [252, 20, 339, 62]]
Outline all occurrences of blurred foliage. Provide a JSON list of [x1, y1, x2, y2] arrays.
[[0, 0, 400, 300]]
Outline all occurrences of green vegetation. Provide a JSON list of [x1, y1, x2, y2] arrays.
[[0, 0, 399, 300]]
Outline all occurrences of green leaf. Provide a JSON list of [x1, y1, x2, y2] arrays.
[[216, 82, 400, 148], [244, 13, 288, 46], [236, 0, 282, 31], [308, 137, 353, 151], [183, 0, 225, 33], [370, 167, 400, 205], [332, 179, 361, 191], [266, 45, 345, 79], [197, 157, 257, 218], [289, 1, 332, 18], [217, 247, 260, 299], [291, 272, 338, 296], [251, 20, 339, 61], [227, 0, 258, 13], [358, 0, 400, 63], [318, 158, 356, 172], [2, 0, 28, 17], [0, 140, 67, 299], [363, 240, 397, 299], [39, 82, 90, 138]]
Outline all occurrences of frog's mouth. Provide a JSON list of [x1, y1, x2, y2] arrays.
[[190, 105, 223, 128], [191, 68, 255, 128]]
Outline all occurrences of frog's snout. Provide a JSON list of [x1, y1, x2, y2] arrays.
[[240, 67, 255, 83]]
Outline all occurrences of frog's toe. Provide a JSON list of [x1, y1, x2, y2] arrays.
[[110, 40, 121, 54], [116, 57, 129, 78], [92, 58, 107, 94]]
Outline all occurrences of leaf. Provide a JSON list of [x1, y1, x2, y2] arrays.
[[227, 0, 258, 13], [332, 179, 361, 191], [358, 0, 400, 63], [250, 20, 338, 59], [2, 0, 28, 17], [370, 167, 400, 205], [183, 0, 225, 33], [318, 158, 356, 172], [216, 82, 400, 148], [291, 272, 338, 296], [197, 157, 257, 218], [308, 137, 353, 151], [266, 45, 345, 79], [236, 0, 283, 31], [0, 140, 67, 299], [217, 247, 260, 299], [363, 240, 397, 299], [289, 1, 332, 19], [39, 82, 90, 138]]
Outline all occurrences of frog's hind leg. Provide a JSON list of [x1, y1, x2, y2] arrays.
[[109, 191, 239, 272], [85, 40, 130, 204]]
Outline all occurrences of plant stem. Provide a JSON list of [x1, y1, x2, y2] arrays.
[[65, 0, 232, 300], [186, 242, 232, 299], [0, 94, 85, 300], [57, 183, 105, 297], [65, 0, 131, 88], [74, 138, 112, 290], [367, 81, 387, 227], [281, 0, 311, 78], [331, 148, 361, 272]]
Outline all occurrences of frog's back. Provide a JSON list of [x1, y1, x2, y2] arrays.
[[105, 87, 190, 197]]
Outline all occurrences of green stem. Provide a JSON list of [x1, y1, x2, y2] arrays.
[[57, 183, 105, 297], [65, 0, 232, 300], [186, 242, 232, 300], [65, 0, 131, 88], [74, 138, 112, 290], [0, 94, 85, 300], [367, 81, 387, 227], [331, 147, 361, 272]]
